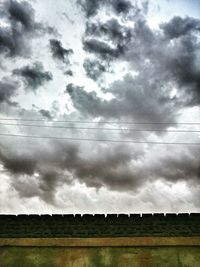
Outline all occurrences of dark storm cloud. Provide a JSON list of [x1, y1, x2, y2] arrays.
[[111, 0, 132, 14], [0, 24, 27, 57], [73, 150, 140, 190], [79, 0, 132, 17], [1, 134, 200, 205], [49, 39, 73, 63], [13, 62, 53, 91], [66, 73, 177, 125], [67, 15, 200, 129], [0, 27, 16, 56], [10, 167, 62, 205], [0, 151, 36, 176], [37, 170, 62, 204], [66, 83, 107, 117], [123, 19, 156, 69], [79, 0, 100, 17], [39, 109, 53, 119], [1, 0, 200, 211], [0, 0, 56, 57], [80, 0, 145, 68], [165, 36, 200, 106], [125, 17, 200, 106], [161, 16, 200, 39], [83, 39, 124, 59], [146, 147, 200, 183], [0, 141, 143, 204], [85, 19, 132, 42], [83, 58, 107, 80], [159, 17, 200, 106], [0, 78, 18, 105], [65, 70, 73, 76], [0, 144, 75, 204], [56, 143, 141, 190], [83, 19, 132, 60], [0, 0, 35, 57], [6, 0, 36, 31], [130, 17, 200, 106]]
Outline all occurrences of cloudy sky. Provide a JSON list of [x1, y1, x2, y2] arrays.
[[0, 0, 200, 214]]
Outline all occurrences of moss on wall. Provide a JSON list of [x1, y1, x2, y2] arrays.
[[1, 247, 200, 267]]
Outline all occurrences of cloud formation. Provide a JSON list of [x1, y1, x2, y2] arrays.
[[68, 15, 200, 124], [79, 0, 133, 18], [83, 58, 107, 80], [50, 39, 73, 63], [0, 0, 200, 212], [0, 77, 19, 107], [0, 140, 144, 204], [0, 0, 56, 58], [161, 16, 200, 39], [83, 18, 132, 61], [39, 109, 53, 119], [13, 62, 53, 91], [85, 18, 132, 43], [66, 73, 177, 126]]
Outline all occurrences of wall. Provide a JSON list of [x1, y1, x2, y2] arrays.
[[1, 214, 200, 266], [1, 246, 200, 267]]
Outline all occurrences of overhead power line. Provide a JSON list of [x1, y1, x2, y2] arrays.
[[0, 117, 200, 125], [0, 122, 200, 133], [0, 133, 199, 145]]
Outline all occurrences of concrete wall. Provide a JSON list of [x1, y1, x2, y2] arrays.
[[1, 246, 200, 267]]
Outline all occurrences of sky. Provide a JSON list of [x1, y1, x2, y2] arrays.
[[0, 0, 200, 214]]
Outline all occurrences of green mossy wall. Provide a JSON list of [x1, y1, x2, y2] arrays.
[[1, 247, 200, 267]]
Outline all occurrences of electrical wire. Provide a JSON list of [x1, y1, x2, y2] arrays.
[[0, 133, 199, 145], [0, 122, 199, 133], [0, 117, 200, 125]]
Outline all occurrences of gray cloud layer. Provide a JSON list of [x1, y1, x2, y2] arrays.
[[83, 58, 107, 80], [66, 73, 177, 126], [0, 78, 18, 105], [161, 16, 200, 39], [0, 0, 200, 211], [79, 0, 133, 18], [0, 0, 56, 58], [13, 62, 53, 91], [83, 18, 132, 64], [0, 141, 143, 204], [68, 15, 200, 122], [50, 39, 73, 63]]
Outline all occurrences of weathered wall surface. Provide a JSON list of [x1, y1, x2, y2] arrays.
[[1, 214, 200, 266], [1, 246, 200, 267]]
